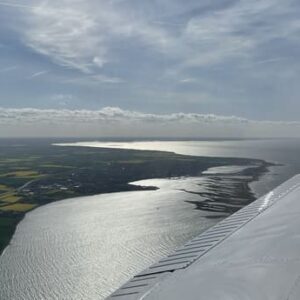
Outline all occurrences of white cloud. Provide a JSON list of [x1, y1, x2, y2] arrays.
[[179, 78, 197, 83], [27, 70, 50, 79], [0, 106, 299, 138], [17, 0, 173, 74], [2, 0, 300, 119], [177, 0, 300, 69], [93, 57, 106, 68], [0, 1, 34, 9], [8, 0, 298, 84], [64, 74, 124, 86], [91, 74, 124, 84]]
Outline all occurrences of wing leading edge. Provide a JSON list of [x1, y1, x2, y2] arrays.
[[108, 175, 300, 300]]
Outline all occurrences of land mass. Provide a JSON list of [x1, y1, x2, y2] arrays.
[[0, 139, 272, 255]]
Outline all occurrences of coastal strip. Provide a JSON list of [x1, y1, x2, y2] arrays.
[[0, 140, 273, 255]]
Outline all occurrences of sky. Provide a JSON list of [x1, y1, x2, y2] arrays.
[[0, 0, 300, 138]]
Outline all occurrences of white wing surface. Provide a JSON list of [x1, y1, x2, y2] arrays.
[[108, 175, 300, 300]]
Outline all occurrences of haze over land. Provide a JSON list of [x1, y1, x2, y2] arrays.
[[1, 0, 300, 137]]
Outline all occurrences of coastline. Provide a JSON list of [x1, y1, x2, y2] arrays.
[[0, 144, 273, 256], [130, 163, 272, 215], [0, 159, 273, 300]]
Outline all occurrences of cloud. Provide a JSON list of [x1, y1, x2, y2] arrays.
[[0, 1, 34, 9], [64, 74, 124, 86], [2, 0, 300, 120], [175, 0, 300, 70], [16, 0, 173, 74], [1, 106, 300, 138], [12, 0, 300, 75], [27, 70, 50, 79], [179, 78, 197, 83], [4, 0, 300, 86], [91, 74, 124, 84]]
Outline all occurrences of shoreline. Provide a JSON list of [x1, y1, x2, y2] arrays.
[[1, 165, 268, 258], [0, 144, 273, 256]]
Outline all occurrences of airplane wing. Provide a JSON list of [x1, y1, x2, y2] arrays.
[[108, 175, 300, 300]]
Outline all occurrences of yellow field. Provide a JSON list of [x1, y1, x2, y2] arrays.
[[0, 203, 36, 212], [117, 160, 146, 164], [0, 192, 22, 203], [0, 170, 44, 179], [41, 164, 73, 168], [0, 184, 11, 191], [0, 156, 40, 163]]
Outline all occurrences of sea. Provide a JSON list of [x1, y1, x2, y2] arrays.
[[1, 138, 300, 300]]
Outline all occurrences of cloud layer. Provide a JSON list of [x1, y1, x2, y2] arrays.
[[15, 0, 300, 73], [1, 107, 299, 138], [1, 0, 300, 121]]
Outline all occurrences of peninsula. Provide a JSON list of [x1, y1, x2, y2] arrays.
[[0, 139, 271, 255]]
